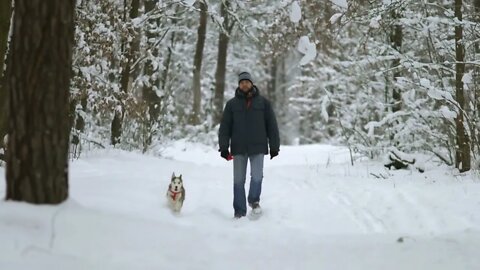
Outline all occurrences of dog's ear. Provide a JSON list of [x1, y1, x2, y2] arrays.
[[171, 172, 176, 179], [179, 174, 182, 179]]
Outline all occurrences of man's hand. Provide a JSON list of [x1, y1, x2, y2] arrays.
[[270, 149, 279, 160], [221, 150, 233, 160]]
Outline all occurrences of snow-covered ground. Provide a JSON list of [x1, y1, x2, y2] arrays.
[[1, 142, 479, 270]]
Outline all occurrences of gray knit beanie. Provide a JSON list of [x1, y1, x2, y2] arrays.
[[238, 72, 253, 84]]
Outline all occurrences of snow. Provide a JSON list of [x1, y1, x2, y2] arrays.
[[297, 36, 317, 66], [370, 15, 382, 29], [289, 1, 302, 23], [364, 111, 410, 137], [331, 0, 348, 9], [427, 88, 454, 102], [1, 143, 480, 270], [182, 0, 196, 6], [321, 97, 330, 122], [330, 13, 343, 24], [462, 71, 473, 84], [439, 105, 457, 120], [421, 77, 455, 103], [420, 78, 431, 88], [388, 147, 415, 163], [131, 15, 147, 28]]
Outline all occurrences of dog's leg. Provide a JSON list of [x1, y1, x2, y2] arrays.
[[174, 200, 184, 212]]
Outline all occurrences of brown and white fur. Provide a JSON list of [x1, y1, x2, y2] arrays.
[[166, 173, 185, 213]]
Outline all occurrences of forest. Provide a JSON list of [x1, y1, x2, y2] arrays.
[[0, 0, 479, 203]]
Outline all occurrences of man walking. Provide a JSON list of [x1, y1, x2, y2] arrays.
[[218, 71, 280, 218]]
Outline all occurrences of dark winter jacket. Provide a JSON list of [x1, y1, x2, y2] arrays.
[[218, 86, 280, 155]]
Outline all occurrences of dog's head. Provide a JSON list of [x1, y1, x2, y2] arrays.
[[169, 172, 183, 192]]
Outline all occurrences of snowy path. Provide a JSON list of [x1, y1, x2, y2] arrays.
[[1, 143, 479, 269]]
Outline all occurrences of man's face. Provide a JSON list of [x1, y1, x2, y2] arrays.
[[239, 80, 252, 92]]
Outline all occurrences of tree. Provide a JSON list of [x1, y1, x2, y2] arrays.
[[190, 0, 208, 125], [0, 0, 12, 156], [0, 0, 11, 68], [111, 0, 140, 146], [454, 0, 471, 172], [390, 9, 402, 113], [5, 0, 76, 203], [160, 10, 178, 92], [142, 0, 163, 150], [473, 0, 480, 156], [213, 0, 235, 125]]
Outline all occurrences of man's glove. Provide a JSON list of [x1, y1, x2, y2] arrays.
[[220, 150, 233, 160], [270, 149, 279, 160]]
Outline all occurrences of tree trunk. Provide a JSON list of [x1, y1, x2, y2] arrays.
[[323, 1, 333, 50], [312, 0, 332, 52], [267, 57, 277, 104], [160, 6, 179, 92], [474, 0, 480, 155], [476, 0, 480, 54], [0, 0, 11, 69], [161, 32, 175, 91], [213, 31, 229, 126], [390, 10, 402, 113], [0, 0, 12, 151], [120, 0, 140, 94], [213, 1, 232, 125], [5, 0, 75, 204], [190, 0, 208, 125], [70, 93, 87, 147], [454, 0, 471, 172], [0, 0, 12, 70], [111, 0, 140, 146], [277, 57, 286, 120], [142, 0, 162, 149]]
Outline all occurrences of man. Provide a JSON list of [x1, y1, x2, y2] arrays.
[[218, 71, 280, 218]]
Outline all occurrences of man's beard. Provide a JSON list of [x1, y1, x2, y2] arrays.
[[240, 86, 252, 92]]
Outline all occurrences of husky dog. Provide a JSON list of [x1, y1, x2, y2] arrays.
[[166, 173, 185, 213]]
